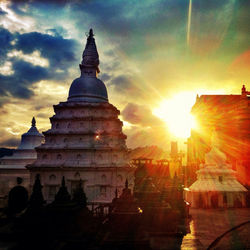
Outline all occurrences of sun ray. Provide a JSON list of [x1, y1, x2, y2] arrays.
[[187, 0, 192, 46]]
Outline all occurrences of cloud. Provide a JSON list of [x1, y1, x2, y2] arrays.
[[109, 75, 133, 92], [0, 59, 49, 100], [99, 72, 112, 82], [121, 102, 171, 148], [0, 27, 78, 105], [0, 27, 14, 63], [0, 7, 7, 15], [70, 0, 188, 57], [0, 137, 19, 148], [15, 31, 78, 70], [121, 102, 165, 127]]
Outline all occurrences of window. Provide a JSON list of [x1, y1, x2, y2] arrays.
[[49, 174, 56, 181], [56, 123, 59, 129], [223, 193, 227, 203], [76, 154, 81, 165], [74, 172, 80, 179], [100, 186, 106, 197], [48, 186, 57, 199], [219, 176, 223, 182], [63, 138, 68, 143], [57, 154, 62, 160], [42, 154, 47, 160], [113, 155, 118, 162], [117, 175, 123, 183], [67, 123, 71, 129], [101, 174, 107, 183], [98, 154, 103, 161]]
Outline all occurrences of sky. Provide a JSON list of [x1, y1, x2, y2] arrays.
[[0, 0, 249, 151]]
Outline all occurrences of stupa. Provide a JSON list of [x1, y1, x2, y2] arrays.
[[0, 117, 43, 207], [185, 130, 247, 208], [28, 29, 133, 204]]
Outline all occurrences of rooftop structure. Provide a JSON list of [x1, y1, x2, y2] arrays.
[[185, 131, 247, 208]]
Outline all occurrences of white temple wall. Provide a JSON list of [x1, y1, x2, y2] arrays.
[[30, 167, 132, 204]]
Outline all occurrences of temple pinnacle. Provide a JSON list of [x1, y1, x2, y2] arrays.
[[89, 28, 93, 38], [81, 28, 100, 73], [32, 117, 36, 127], [125, 179, 128, 189], [62, 176, 66, 187]]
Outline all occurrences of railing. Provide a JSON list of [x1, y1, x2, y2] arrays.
[[90, 203, 112, 220]]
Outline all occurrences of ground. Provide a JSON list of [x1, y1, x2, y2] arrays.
[[181, 208, 250, 249]]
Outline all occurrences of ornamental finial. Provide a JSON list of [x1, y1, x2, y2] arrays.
[[89, 28, 93, 38], [242, 84, 246, 95], [32, 117, 36, 127], [62, 176, 66, 187], [125, 179, 128, 189], [80, 28, 100, 73]]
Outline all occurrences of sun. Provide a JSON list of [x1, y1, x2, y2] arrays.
[[153, 92, 197, 138]]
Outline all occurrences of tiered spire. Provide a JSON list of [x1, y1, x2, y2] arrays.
[[54, 176, 71, 203], [29, 174, 45, 209], [32, 117, 36, 127], [80, 28, 100, 73]]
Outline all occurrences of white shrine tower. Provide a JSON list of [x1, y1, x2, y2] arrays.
[[0, 117, 43, 207], [28, 29, 133, 204], [185, 130, 247, 208]]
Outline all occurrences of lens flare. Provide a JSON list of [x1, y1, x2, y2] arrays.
[[153, 92, 197, 138]]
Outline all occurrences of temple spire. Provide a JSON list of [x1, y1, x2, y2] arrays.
[[80, 28, 100, 74], [125, 179, 128, 189], [32, 117, 36, 127], [89, 28, 93, 38]]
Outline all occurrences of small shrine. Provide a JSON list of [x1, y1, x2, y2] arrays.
[[0, 117, 43, 207], [185, 131, 247, 208]]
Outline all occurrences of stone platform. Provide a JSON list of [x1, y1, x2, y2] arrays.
[[181, 208, 250, 249]]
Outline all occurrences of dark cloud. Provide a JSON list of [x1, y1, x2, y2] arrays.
[[46, 27, 68, 37], [99, 72, 111, 82], [0, 138, 19, 148], [104, 50, 115, 57], [193, 0, 233, 11], [0, 27, 78, 104], [36, 113, 48, 119], [70, 0, 188, 57], [121, 103, 164, 127], [0, 59, 49, 99], [0, 27, 14, 63], [0, 8, 8, 15], [121, 103, 170, 148], [109, 75, 133, 92], [15, 31, 78, 69]]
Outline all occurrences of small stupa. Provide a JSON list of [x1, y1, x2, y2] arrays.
[[185, 130, 247, 208], [0, 118, 43, 207]]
